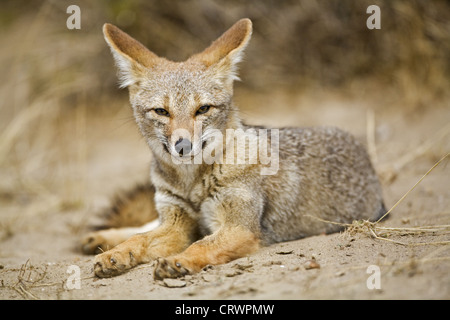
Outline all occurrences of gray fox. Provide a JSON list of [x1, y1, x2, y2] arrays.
[[82, 18, 385, 279]]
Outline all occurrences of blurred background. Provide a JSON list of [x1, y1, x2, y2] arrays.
[[0, 0, 449, 244]]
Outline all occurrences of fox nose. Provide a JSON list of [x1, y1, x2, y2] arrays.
[[174, 138, 192, 157]]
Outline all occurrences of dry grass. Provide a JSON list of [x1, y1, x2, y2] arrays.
[[1, 259, 55, 299], [0, 259, 98, 300]]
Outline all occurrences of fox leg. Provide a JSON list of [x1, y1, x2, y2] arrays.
[[81, 220, 160, 254], [94, 208, 197, 278], [153, 225, 260, 279], [153, 187, 263, 279]]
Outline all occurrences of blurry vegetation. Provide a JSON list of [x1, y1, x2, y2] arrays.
[[0, 0, 449, 202], [108, 0, 450, 98], [2, 0, 450, 99]]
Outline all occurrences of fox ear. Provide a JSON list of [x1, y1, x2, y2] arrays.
[[192, 18, 252, 82], [103, 23, 160, 88]]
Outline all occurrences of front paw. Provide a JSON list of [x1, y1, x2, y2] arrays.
[[94, 249, 137, 278], [153, 257, 192, 280], [81, 231, 111, 255]]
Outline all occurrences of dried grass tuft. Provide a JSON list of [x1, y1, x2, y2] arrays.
[[2, 259, 53, 300]]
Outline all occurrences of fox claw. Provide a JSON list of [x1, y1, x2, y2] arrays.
[[154, 257, 190, 280]]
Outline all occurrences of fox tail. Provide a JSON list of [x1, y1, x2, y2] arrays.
[[94, 183, 158, 230]]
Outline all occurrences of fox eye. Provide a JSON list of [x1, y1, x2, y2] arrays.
[[196, 105, 211, 115], [154, 108, 170, 117]]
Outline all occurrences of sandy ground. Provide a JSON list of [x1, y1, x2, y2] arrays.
[[0, 89, 449, 300]]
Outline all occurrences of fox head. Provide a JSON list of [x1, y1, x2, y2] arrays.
[[103, 19, 252, 163]]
